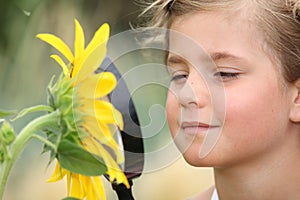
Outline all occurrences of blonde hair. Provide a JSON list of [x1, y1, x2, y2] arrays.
[[140, 0, 300, 82]]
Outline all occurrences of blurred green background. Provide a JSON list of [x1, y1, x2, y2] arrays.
[[0, 0, 213, 199]]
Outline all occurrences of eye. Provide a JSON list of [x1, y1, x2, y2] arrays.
[[171, 74, 188, 82], [214, 71, 240, 82], [170, 71, 188, 84]]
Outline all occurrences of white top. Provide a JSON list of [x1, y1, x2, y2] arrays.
[[211, 189, 219, 200]]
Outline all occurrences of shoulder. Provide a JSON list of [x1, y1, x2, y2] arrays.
[[188, 185, 215, 200]]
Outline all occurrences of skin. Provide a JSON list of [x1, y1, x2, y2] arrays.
[[166, 11, 300, 200]]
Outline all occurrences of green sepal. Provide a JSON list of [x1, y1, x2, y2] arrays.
[[0, 121, 15, 145], [0, 150, 4, 163], [47, 74, 75, 112], [12, 105, 53, 121], [42, 130, 57, 151], [47, 75, 57, 109], [0, 110, 16, 118], [57, 140, 107, 176]]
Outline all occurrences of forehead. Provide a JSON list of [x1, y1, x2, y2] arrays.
[[168, 11, 264, 63]]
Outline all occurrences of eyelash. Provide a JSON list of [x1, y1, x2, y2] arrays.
[[214, 71, 240, 81], [214, 71, 240, 82], [169, 70, 240, 83], [170, 74, 188, 82]]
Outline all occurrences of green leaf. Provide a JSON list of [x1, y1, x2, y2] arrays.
[[12, 105, 54, 121], [62, 197, 80, 200], [57, 140, 107, 176], [0, 109, 16, 118]]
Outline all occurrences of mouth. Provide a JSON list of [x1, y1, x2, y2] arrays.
[[181, 121, 219, 135]]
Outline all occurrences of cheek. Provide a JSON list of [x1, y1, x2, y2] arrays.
[[222, 85, 287, 150], [226, 93, 266, 132], [166, 91, 179, 136]]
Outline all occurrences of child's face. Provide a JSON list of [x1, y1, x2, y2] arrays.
[[166, 11, 295, 167]]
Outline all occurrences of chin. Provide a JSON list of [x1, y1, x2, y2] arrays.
[[181, 146, 218, 167]]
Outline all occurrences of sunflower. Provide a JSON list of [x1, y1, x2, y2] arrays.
[[37, 19, 129, 199]]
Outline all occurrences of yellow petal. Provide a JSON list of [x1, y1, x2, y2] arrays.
[[70, 174, 84, 199], [106, 167, 129, 188], [82, 117, 111, 139], [86, 177, 102, 200], [85, 23, 110, 55], [74, 19, 85, 59], [66, 172, 71, 196], [115, 170, 130, 188], [113, 107, 124, 130], [36, 33, 74, 63], [97, 143, 123, 172], [81, 136, 123, 171], [82, 137, 107, 158], [85, 100, 124, 130], [72, 23, 110, 81], [83, 117, 119, 147], [78, 72, 116, 99], [81, 137, 126, 186], [104, 152, 129, 188], [50, 54, 70, 77], [81, 136, 104, 156], [47, 161, 66, 182], [82, 176, 94, 200], [93, 177, 106, 200], [106, 169, 116, 183], [94, 100, 124, 130], [82, 118, 124, 163], [73, 42, 107, 83]]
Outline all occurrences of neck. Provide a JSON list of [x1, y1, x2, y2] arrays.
[[214, 134, 300, 200]]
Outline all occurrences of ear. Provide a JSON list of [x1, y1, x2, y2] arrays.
[[289, 79, 300, 123]]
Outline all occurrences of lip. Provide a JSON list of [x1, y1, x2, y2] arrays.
[[181, 121, 219, 135]]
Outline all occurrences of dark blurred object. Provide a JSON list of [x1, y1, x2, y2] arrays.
[[112, 180, 134, 200], [98, 57, 144, 200]]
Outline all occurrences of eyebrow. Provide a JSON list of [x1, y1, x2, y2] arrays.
[[210, 51, 245, 62], [166, 55, 186, 65], [166, 51, 246, 66]]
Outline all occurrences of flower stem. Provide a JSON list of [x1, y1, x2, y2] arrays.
[[0, 111, 58, 199]]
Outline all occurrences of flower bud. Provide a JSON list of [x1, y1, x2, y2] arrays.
[[0, 121, 16, 145]]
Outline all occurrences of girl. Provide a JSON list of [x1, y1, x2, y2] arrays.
[[142, 0, 300, 199]]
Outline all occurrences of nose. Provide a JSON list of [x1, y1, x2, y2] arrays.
[[177, 69, 210, 109]]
